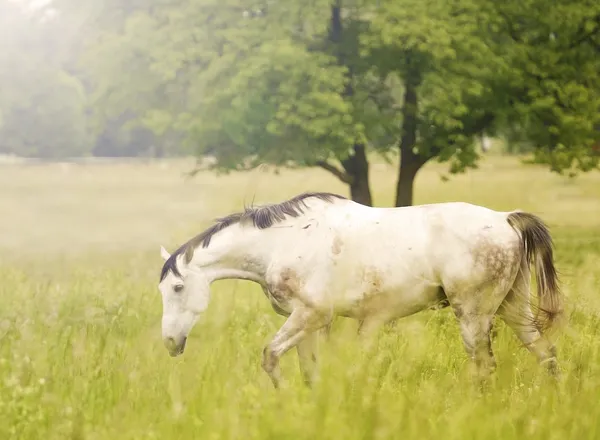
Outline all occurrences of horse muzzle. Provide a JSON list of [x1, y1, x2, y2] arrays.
[[163, 336, 187, 357]]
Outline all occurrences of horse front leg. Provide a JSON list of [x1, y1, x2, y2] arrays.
[[262, 306, 329, 389], [296, 331, 319, 387]]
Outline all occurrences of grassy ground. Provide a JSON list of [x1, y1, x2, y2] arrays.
[[1, 156, 600, 439]]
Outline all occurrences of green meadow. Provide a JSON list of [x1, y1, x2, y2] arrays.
[[1, 156, 600, 440]]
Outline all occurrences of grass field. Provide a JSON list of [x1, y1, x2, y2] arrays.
[[1, 156, 600, 440]]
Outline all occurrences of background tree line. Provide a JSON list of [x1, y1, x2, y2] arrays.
[[1, 0, 599, 206]]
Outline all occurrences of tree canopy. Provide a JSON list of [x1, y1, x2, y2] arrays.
[[1, 0, 598, 205]]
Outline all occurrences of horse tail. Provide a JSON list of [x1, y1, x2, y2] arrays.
[[506, 211, 563, 333]]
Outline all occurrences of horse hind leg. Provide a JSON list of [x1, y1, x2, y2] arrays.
[[454, 307, 497, 381], [450, 280, 515, 382], [497, 262, 559, 376]]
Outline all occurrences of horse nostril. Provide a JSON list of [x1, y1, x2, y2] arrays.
[[164, 337, 176, 350], [163, 336, 187, 356]]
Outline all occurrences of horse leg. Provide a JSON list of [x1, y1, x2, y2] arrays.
[[455, 310, 497, 381], [497, 264, 559, 377], [451, 279, 518, 382], [262, 306, 329, 389], [261, 287, 326, 387], [357, 315, 390, 338], [296, 331, 319, 387], [320, 320, 333, 339]]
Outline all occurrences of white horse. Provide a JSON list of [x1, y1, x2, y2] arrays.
[[158, 192, 563, 387]]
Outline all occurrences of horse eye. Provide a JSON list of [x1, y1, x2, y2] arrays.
[[173, 284, 184, 293]]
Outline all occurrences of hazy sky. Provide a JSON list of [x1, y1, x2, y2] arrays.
[[10, 0, 52, 10]]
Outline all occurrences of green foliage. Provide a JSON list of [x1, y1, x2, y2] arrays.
[[359, 0, 600, 179], [0, 0, 92, 158], [3, 0, 597, 182], [363, 0, 504, 175], [188, 37, 356, 168], [485, 0, 600, 174], [0, 69, 91, 158], [77, 0, 401, 171]]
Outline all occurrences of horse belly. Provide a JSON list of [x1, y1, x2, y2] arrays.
[[338, 279, 445, 321]]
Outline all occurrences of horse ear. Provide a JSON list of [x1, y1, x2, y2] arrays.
[[160, 245, 171, 261]]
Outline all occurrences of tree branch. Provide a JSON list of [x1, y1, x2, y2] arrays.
[[315, 160, 354, 184], [426, 111, 496, 160]]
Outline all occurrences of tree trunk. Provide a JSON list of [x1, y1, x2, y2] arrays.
[[395, 155, 423, 207], [349, 177, 372, 206], [324, 1, 372, 206], [315, 143, 373, 206], [343, 143, 372, 206], [395, 77, 428, 207]]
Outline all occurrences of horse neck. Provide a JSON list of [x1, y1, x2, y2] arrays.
[[189, 223, 272, 285]]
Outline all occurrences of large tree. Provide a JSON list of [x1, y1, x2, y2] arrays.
[[365, 0, 502, 205], [363, 0, 599, 204], [63, 0, 600, 205], [65, 0, 398, 205]]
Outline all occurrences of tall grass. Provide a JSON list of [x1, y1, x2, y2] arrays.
[[1, 157, 600, 439]]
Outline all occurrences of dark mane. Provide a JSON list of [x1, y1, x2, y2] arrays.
[[160, 191, 346, 281]]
